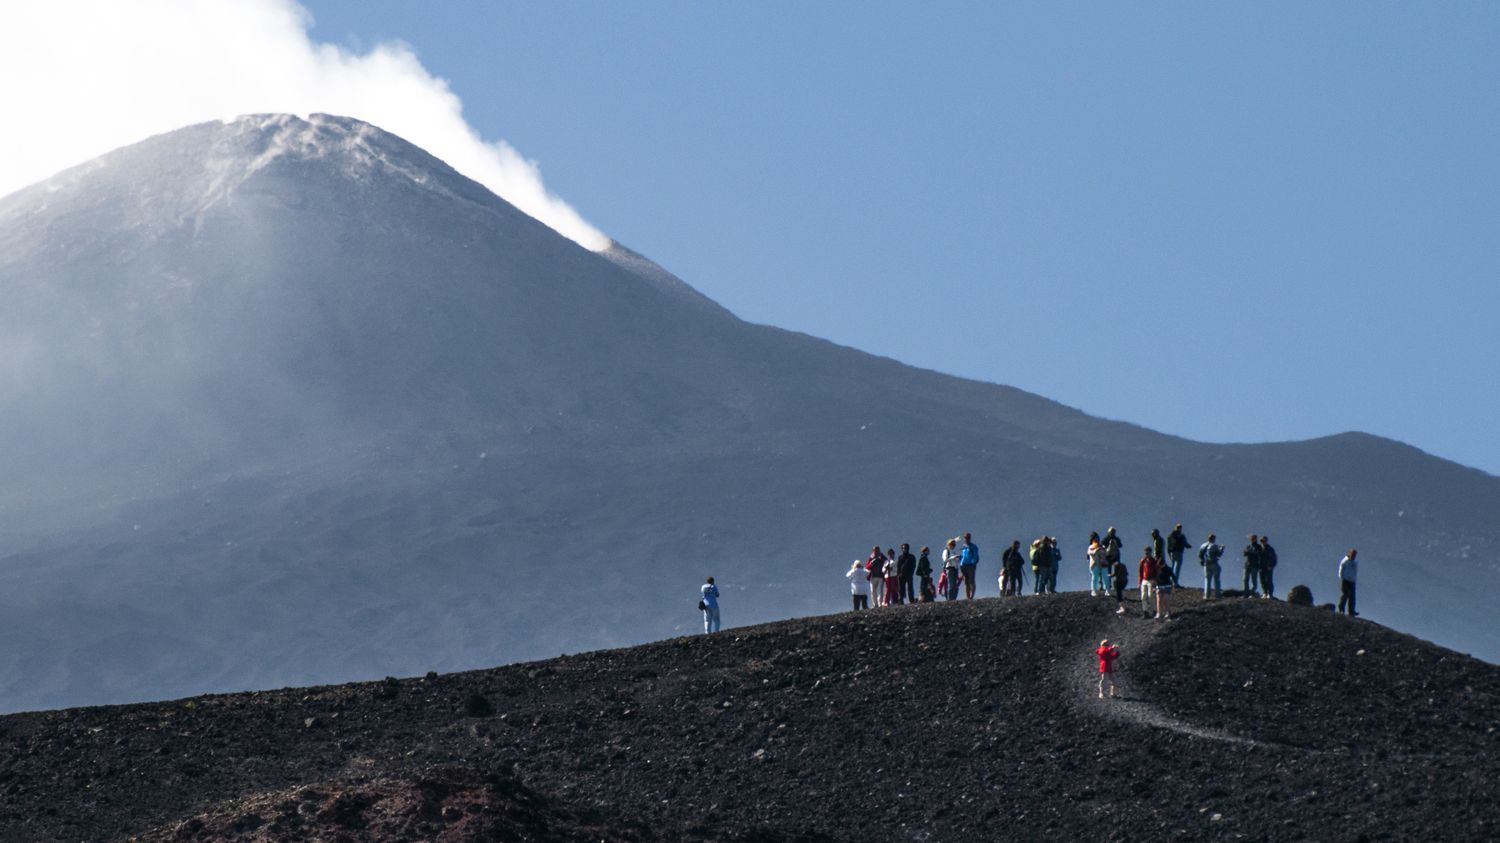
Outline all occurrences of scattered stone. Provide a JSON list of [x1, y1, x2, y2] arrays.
[[462, 693, 494, 717], [3, 593, 1497, 842]]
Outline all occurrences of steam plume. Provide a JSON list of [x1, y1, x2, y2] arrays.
[[0, 0, 611, 250]]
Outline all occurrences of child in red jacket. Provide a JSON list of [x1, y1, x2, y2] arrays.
[[1096, 639, 1120, 699]]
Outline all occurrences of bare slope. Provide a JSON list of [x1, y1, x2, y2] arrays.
[[0, 596, 1496, 842], [0, 114, 1497, 713]]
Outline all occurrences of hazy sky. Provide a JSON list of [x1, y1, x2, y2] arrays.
[[8, 2, 1498, 474]]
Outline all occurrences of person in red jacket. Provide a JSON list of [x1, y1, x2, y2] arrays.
[[1139, 548, 1163, 618], [1096, 639, 1120, 699]]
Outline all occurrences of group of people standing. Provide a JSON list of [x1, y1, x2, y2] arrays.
[[846, 533, 983, 609], [702, 526, 1364, 635], [837, 524, 1361, 620]]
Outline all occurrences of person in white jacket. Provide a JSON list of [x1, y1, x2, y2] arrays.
[[1337, 549, 1359, 616], [700, 577, 721, 634], [941, 538, 962, 600], [847, 560, 869, 610]]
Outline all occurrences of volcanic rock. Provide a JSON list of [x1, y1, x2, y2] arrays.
[[2, 594, 1496, 841], [1286, 584, 1314, 607]]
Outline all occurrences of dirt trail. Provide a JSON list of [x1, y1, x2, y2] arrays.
[[1055, 593, 1271, 749]]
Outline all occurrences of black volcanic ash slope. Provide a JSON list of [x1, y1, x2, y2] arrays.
[[1, 596, 1496, 842]]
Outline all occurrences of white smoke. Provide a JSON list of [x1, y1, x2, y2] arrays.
[[0, 0, 611, 251]]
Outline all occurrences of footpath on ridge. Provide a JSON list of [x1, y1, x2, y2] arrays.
[[1057, 594, 1268, 749]]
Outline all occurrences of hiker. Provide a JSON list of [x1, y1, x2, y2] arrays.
[[866, 547, 887, 607], [1259, 536, 1278, 599], [883, 550, 900, 607], [959, 533, 980, 599], [701, 576, 721, 633], [1102, 526, 1123, 569], [1139, 548, 1162, 619], [1242, 534, 1262, 597], [1150, 529, 1166, 573], [1087, 532, 1106, 596], [1154, 551, 1175, 620], [1045, 536, 1062, 594], [1166, 523, 1190, 585], [1096, 639, 1120, 699], [942, 538, 962, 600], [1001, 539, 1025, 596], [1338, 548, 1359, 616], [917, 546, 935, 602], [1199, 533, 1225, 598], [896, 543, 917, 605], [996, 546, 1007, 596], [1029, 538, 1045, 594], [846, 561, 869, 610], [1110, 556, 1129, 613]]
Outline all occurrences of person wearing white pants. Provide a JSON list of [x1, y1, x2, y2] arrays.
[[1138, 548, 1162, 619], [700, 577, 721, 633]]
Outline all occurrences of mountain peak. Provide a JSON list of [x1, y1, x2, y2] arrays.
[[204, 113, 452, 193], [0, 114, 501, 243]]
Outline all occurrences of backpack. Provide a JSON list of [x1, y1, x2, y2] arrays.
[[1104, 539, 1121, 564]]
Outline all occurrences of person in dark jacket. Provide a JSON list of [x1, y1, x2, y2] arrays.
[[1241, 534, 1262, 597], [1045, 537, 1062, 594], [1110, 557, 1129, 614], [1166, 523, 1190, 585], [1258, 535, 1278, 599], [866, 547, 887, 607], [1029, 538, 1046, 594], [916, 547, 935, 602], [1102, 527, 1123, 567], [895, 543, 917, 604], [1001, 540, 1024, 596], [1150, 529, 1166, 572]]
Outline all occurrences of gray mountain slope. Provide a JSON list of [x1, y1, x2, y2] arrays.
[[0, 114, 1495, 712]]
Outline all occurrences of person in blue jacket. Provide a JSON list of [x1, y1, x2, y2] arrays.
[[959, 532, 980, 600], [700, 576, 721, 633]]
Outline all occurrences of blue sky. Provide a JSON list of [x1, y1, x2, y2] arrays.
[[302, 1, 1499, 474]]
